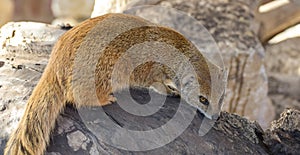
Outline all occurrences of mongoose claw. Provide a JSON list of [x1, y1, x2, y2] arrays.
[[108, 94, 117, 103]]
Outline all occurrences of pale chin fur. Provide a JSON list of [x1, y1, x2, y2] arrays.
[[197, 108, 213, 120], [188, 102, 213, 120]]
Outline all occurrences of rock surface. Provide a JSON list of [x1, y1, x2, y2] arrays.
[[265, 37, 300, 75], [0, 22, 67, 138], [265, 37, 300, 119], [263, 109, 300, 155], [91, 0, 131, 17]]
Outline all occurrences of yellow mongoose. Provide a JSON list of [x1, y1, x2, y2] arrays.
[[5, 13, 222, 155]]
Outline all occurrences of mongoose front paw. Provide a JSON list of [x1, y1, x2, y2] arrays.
[[98, 94, 117, 106], [107, 94, 117, 104]]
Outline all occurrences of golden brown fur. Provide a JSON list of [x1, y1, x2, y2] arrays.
[[5, 13, 219, 155]]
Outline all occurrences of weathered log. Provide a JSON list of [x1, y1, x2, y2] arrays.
[[1, 89, 299, 154], [256, 0, 300, 43], [265, 37, 300, 119], [44, 89, 269, 154], [263, 109, 300, 155]]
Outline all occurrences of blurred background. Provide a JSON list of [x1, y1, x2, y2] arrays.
[[0, 0, 299, 44]]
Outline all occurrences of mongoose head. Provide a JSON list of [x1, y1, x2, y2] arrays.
[[146, 59, 224, 120], [162, 63, 224, 120]]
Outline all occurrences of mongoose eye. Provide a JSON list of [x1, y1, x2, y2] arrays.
[[199, 95, 209, 105], [167, 85, 177, 92]]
